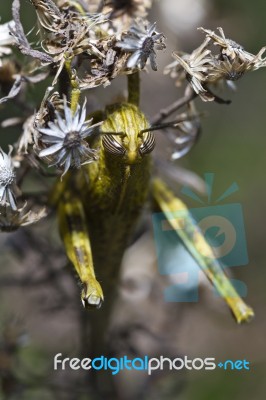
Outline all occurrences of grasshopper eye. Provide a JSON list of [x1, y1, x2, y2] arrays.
[[102, 135, 126, 156], [139, 131, 155, 155]]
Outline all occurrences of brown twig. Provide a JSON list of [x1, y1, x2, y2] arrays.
[[11, 0, 53, 63], [151, 85, 197, 125]]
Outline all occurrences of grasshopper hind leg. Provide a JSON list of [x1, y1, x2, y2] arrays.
[[151, 177, 254, 324], [57, 195, 104, 309]]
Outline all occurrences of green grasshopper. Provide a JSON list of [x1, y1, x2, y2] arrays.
[[53, 73, 254, 330]]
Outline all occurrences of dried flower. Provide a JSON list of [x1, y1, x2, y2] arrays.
[[199, 28, 258, 62], [18, 115, 38, 154], [0, 203, 47, 232], [29, 0, 104, 84], [199, 27, 243, 53], [170, 38, 214, 101], [199, 27, 266, 75], [0, 21, 15, 66], [79, 49, 129, 90], [117, 21, 165, 71], [29, 0, 63, 34], [38, 99, 101, 177], [0, 147, 17, 210], [207, 57, 246, 83], [167, 27, 266, 102]]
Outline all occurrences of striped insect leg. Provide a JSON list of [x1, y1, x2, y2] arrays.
[[152, 178, 254, 324], [58, 196, 104, 309]]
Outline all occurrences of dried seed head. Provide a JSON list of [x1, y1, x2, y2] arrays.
[[0, 147, 17, 210], [117, 21, 165, 71], [0, 148, 15, 186], [0, 203, 47, 232], [38, 98, 102, 177], [169, 37, 214, 101], [0, 165, 15, 186], [166, 27, 266, 102]]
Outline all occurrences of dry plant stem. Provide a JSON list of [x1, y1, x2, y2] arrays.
[[151, 85, 197, 125], [11, 0, 53, 63]]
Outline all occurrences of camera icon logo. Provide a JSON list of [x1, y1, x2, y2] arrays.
[[152, 173, 249, 302], [188, 203, 248, 266]]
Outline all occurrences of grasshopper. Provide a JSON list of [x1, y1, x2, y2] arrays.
[[53, 73, 254, 328]]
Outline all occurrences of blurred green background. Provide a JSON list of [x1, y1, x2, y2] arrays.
[[0, 0, 266, 399]]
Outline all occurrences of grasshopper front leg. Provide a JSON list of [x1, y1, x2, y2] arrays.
[[57, 195, 104, 308], [152, 178, 254, 324]]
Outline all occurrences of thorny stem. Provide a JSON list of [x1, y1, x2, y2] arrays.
[[151, 85, 197, 125]]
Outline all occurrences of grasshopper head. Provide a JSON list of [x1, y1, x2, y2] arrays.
[[101, 103, 155, 165]]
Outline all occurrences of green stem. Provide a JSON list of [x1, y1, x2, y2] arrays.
[[127, 72, 140, 106], [64, 57, 81, 114]]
